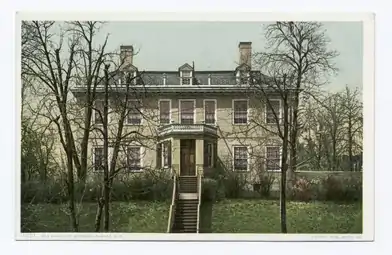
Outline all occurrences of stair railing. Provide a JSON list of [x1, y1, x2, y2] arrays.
[[196, 166, 203, 233], [167, 171, 178, 233]]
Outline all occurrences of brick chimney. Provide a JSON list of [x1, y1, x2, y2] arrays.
[[238, 42, 252, 69], [120, 45, 134, 67]]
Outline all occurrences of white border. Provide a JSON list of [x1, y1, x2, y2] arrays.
[[126, 99, 143, 125], [12, 10, 375, 244], [126, 145, 144, 171], [158, 99, 172, 124], [179, 99, 196, 124], [265, 145, 282, 172], [232, 99, 249, 125], [265, 99, 282, 124], [203, 99, 217, 125], [232, 145, 250, 172]]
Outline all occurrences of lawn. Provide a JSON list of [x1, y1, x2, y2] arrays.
[[21, 199, 362, 233], [209, 200, 362, 233], [21, 201, 170, 232]]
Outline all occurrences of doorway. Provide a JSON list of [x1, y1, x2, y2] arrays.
[[180, 139, 196, 176]]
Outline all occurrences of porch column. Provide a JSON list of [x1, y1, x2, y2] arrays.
[[195, 139, 204, 176], [171, 138, 180, 175]]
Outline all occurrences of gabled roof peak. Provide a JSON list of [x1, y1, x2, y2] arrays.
[[178, 63, 193, 71]]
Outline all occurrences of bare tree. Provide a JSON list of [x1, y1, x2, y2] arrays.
[[341, 86, 363, 171], [256, 22, 339, 173], [227, 61, 297, 232], [300, 86, 362, 171], [22, 21, 115, 231]]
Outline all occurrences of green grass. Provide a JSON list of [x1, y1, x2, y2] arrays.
[[21, 199, 362, 233], [210, 200, 362, 233], [21, 201, 170, 232]]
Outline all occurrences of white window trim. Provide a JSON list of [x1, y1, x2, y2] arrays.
[[232, 145, 250, 172], [121, 71, 138, 85], [265, 145, 282, 172], [92, 146, 113, 172], [232, 99, 249, 125], [158, 99, 172, 125], [236, 70, 250, 85], [203, 99, 217, 125], [180, 70, 193, 85], [179, 99, 196, 124], [93, 100, 111, 125], [265, 99, 282, 125], [126, 99, 143, 125], [126, 145, 144, 172], [160, 138, 172, 169]]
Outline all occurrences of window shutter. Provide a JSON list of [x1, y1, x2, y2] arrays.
[[203, 141, 208, 167], [168, 141, 172, 167], [156, 143, 162, 169], [213, 142, 218, 168]]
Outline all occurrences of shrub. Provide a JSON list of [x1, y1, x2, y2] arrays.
[[21, 180, 67, 204], [115, 169, 172, 201], [321, 175, 362, 202], [290, 177, 314, 202], [221, 172, 248, 199], [322, 175, 345, 201], [343, 177, 362, 202], [21, 169, 173, 204], [253, 172, 276, 198], [201, 178, 218, 201]]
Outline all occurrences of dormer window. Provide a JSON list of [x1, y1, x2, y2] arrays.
[[120, 70, 137, 85], [238, 71, 250, 85], [178, 63, 194, 86], [181, 71, 192, 85]]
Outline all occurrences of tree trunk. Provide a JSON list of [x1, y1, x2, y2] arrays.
[[65, 141, 78, 232], [94, 189, 104, 232], [103, 65, 110, 232], [348, 115, 354, 171], [280, 93, 290, 233]]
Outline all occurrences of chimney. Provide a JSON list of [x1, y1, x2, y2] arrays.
[[238, 42, 252, 69], [120, 45, 134, 67]]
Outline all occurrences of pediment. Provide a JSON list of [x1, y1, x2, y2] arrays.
[[178, 63, 193, 71], [120, 63, 138, 71]]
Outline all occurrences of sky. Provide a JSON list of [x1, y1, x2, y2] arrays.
[[94, 21, 363, 92]]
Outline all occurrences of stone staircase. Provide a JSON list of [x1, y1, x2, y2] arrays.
[[178, 176, 198, 193], [172, 199, 199, 233], [171, 176, 200, 233]]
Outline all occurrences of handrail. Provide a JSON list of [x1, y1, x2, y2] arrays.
[[196, 168, 203, 233], [167, 172, 177, 233]]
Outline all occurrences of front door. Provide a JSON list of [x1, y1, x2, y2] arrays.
[[180, 139, 196, 176]]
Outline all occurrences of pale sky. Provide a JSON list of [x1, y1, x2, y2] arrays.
[[94, 21, 362, 92]]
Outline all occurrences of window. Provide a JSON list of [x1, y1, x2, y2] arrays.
[[121, 71, 137, 85], [93, 147, 104, 172], [94, 100, 104, 124], [204, 100, 216, 125], [266, 100, 281, 124], [180, 100, 195, 124], [266, 146, 281, 171], [239, 71, 249, 85], [127, 146, 142, 171], [233, 100, 248, 124], [181, 71, 191, 85], [156, 141, 171, 168], [159, 100, 171, 124], [204, 142, 213, 167], [162, 141, 172, 167], [233, 147, 248, 171], [127, 100, 142, 125]]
